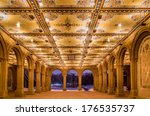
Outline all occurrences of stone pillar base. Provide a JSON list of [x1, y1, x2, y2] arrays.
[[102, 88, 107, 93], [116, 89, 124, 97], [78, 88, 82, 91], [0, 90, 8, 98], [27, 90, 34, 95], [35, 90, 41, 93], [42, 88, 46, 92], [15, 89, 24, 97], [108, 88, 115, 95], [45, 87, 49, 91], [129, 89, 138, 98], [98, 88, 103, 92]]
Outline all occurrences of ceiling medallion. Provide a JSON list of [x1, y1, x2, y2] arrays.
[[55, 17, 80, 31]]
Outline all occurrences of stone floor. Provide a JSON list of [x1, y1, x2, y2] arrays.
[[7, 91, 129, 99]]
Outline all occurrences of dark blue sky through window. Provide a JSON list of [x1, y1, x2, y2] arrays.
[[67, 70, 78, 76], [52, 69, 62, 75]]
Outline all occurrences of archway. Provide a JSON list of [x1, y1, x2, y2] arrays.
[[116, 46, 131, 96], [8, 46, 24, 97], [51, 69, 63, 90], [23, 55, 35, 94], [0, 37, 8, 97], [82, 70, 94, 91], [8, 49, 17, 96], [130, 30, 150, 98], [138, 36, 150, 97], [66, 70, 78, 90]]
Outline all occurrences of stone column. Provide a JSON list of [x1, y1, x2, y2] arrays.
[[49, 71, 52, 91], [102, 64, 107, 92], [108, 66, 115, 94], [78, 70, 82, 90], [63, 70, 67, 91], [0, 58, 8, 98], [36, 70, 41, 93], [15, 64, 24, 97], [28, 68, 34, 94], [116, 64, 124, 96], [98, 64, 103, 92], [130, 58, 138, 98], [42, 67, 46, 92], [45, 68, 51, 91], [93, 68, 99, 91]]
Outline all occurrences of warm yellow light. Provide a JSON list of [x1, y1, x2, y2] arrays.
[[118, 23, 122, 27], [16, 22, 20, 28], [39, 2, 43, 7]]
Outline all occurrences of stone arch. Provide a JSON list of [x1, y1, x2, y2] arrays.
[[117, 45, 130, 65], [108, 55, 116, 69], [66, 69, 78, 90], [0, 35, 8, 97], [116, 45, 131, 96], [51, 68, 63, 73], [9, 45, 24, 65], [81, 68, 94, 74], [26, 55, 34, 69], [82, 69, 94, 91], [130, 29, 150, 98], [0, 35, 8, 59], [67, 68, 78, 74], [51, 68, 63, 90], [24, 54, 35, 94], [8, 45, 25, 97]]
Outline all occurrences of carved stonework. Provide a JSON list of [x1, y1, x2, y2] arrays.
[[138, 38, 150, 88]]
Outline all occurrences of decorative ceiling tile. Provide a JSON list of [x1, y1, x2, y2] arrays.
[[0, 13, 42, 33], [103, 0, 150, 8], [38, 0, 95, 7], [44, 13, 90, 33], [96, 13, 148, 33], [0, 0, 29, 7]]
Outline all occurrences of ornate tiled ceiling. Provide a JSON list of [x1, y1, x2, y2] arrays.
[[37, 0, 95, 7], [103, 0, 150, 8], [0, 0, 150, 67]]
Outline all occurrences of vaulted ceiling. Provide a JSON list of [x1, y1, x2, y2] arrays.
[[0, 0, 150, 67]]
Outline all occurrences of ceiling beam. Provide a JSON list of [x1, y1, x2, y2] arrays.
[[10, 33, 127, 36], [80, 0, 103, 66], [1, 8, 149, 14], [27, 46, 114, 48], [26, 0, 65, 66]]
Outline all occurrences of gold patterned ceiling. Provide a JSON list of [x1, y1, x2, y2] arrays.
[[0, 0, 150, 67]]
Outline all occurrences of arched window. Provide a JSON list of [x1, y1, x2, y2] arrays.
[[51, 70, 63, 90], [82, 70, 94, 91], [66, 70, 78, 90]]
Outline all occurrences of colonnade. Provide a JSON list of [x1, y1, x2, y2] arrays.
[[0, 28, 150, 98]]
